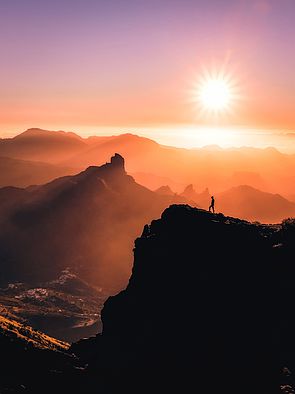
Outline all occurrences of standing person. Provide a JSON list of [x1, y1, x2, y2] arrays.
[[209, 195, 215, 213]]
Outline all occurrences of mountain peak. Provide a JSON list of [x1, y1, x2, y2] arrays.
[[15, 128, 83, 141], [155, 185, 175, 196], [110, 153, 125, 171], [68, 153, 127, 188], [183, 183, 195, 193]]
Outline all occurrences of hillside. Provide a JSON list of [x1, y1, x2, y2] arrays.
[[0, 154, 189, 340], [62, 133, 295, 197], [0, 273, 105, 343], [216, 185, 295, 223], [0, 314, 69, 351], [0, 128, 87, 163], [0, 156, 79, 187], [180, 183, 295, 223], [69, 205, 295, 394], [0, 314, 75, 393], [0, 153, 188, 288]]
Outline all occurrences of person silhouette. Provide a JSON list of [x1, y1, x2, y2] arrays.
[[209, 195, 215, 213]]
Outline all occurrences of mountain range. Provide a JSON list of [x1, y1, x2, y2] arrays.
[[1, 128, 295, 347], [179, 183, 295, 223], [0, 153, 189, 341], [1, 128, 295, 195], [0, 153, 187, 288]]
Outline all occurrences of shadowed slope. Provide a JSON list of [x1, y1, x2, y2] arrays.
[[0, 156, 79, 187], [71, 205, 285, 394], [0, 154, 189, 295], [0, 314, 75, 392]]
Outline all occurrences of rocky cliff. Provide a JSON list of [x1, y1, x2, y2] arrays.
[[68, 205, 295, 393]]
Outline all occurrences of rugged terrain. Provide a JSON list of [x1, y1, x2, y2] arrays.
[[69, 205, 295, 393], [1, 205, 295, 393], [2, 128, 295, 222], [0, 270, 105, 342], [0, 314, 74, 392], [0, 154, 189, 340]]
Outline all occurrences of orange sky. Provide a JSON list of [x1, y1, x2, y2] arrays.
[[1, 0, 295, 146]]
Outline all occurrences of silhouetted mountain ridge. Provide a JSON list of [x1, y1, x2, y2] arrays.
[[2, 129, 295, 212]]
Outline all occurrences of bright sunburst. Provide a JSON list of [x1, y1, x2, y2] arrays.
[[199, 78, 231, 111], [192, 67, 239, 117]]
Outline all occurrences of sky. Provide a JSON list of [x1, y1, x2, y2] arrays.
[[0, 0, 295, 148]]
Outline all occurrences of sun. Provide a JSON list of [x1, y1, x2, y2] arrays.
[[199, 78, 231, 111], [192, 67, 239, 116]]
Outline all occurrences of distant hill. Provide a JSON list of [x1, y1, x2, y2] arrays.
[[216, 185, 295, 223], [0, 156, 79, 187], [180, 184, 210, 207], [0, 128, 87, 163], [154, 185, 175, 196], [131, 171, 185, 192], [227, 171, 266, 190], [2, 128, 295, 222], [179, 183, 295, 223], [61, 132, 160, 169], [58, 132, 295, 199], [2, 128, 295, 199]]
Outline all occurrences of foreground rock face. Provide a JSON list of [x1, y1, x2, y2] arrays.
[[71, 205, 295, 393]]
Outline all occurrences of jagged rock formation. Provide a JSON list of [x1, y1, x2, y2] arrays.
[[110, 153, 125, 171], [71, 205, 295, 394], [154, 185, 175, 196], [180, 183, 210, 207]]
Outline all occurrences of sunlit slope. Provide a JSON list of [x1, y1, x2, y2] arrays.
[[0, 314, 69, 351]]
